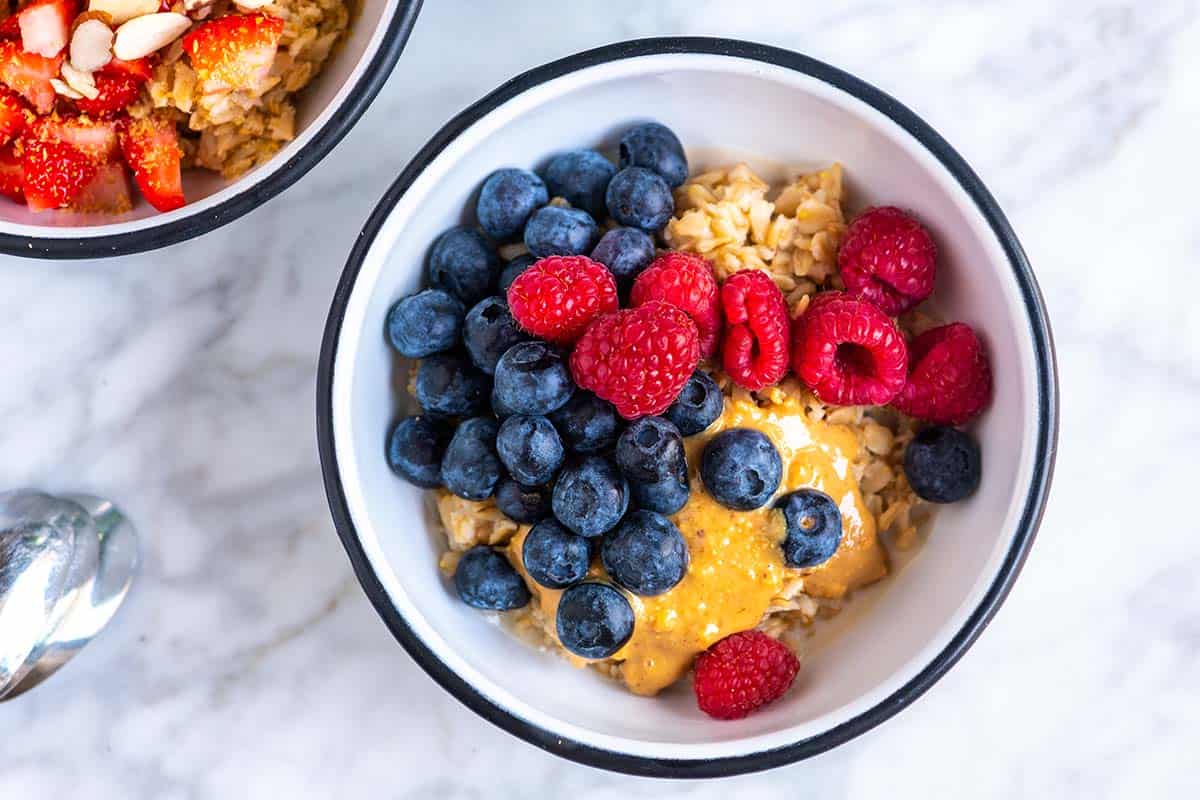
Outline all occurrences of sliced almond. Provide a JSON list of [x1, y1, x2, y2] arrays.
[[234, 0, 273, 8], [70, 19, 115, 73], [112, 13, 191, 61], [50, 78, 85, 100], [88, 0, 160, 26], [61, 62, 101, 99]]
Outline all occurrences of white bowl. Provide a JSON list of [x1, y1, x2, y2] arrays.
[[0, 0, 422, 259], [317, 38, 1058, 777]]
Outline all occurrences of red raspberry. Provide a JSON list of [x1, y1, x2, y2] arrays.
[[892, 322, 992, 425], [693, 630, 800, 720], [630, 251, 722, 357], [508, 255, 618, 345], [570, 301, 700, 419], [720, 269, 790, 391], [839, 206, 936, 316], [791, 292, 908, 406]]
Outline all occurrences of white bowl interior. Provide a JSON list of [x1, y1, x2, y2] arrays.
[[0, 0, 398, 236], [329, 54, 1043, 760]]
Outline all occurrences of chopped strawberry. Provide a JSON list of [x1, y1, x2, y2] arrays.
[[0, 39, 63, 114], [16, 0, 76, 59], [74, 73, 143, 117], [182, 13, 284, 91], [119, 114, 183, 212], [102, 57, 154, 83], [0, 143, 24, 202], [70, 159, 131, 213], [31, 114, 120, 164], [21, 138, 98, 211], [0, 85, 31, 146], [0, 15, 21, 40]]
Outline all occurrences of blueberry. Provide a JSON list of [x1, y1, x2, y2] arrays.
[[605, 167, 674, 232], [700, 428, 782, 510], [495, 478, 552, 523], [498, 253, 536, 294], [601, 509, 688, 596], [619, 122, 688, 188], [454, 546, 530, 610], [476, 168, 548, 241], [462, 296, 528, 375], [386, 415, 452, 489], [630, 471, 689, 516], [552, 456, 629, 537], [549, 391, 621, 454], [556, 582, 635, 659], [415, 353, 489, 417], [522, 518, 590, 589], [524, 206, 600, 258], [496, 414, 564, 485], [903, 426, 981, 503], [492, 341, 575, 416], [664, 370, 723, 436], [542, 149, 616, 218], [385, 289, 464, 358], [441, 417, 502, 500], [428, 227, 499, 304], [590, 227, 656, 289], [776, 489, 843, 568], [615, 417, 685, 482]]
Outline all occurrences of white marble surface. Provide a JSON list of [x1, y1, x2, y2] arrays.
[[2, 0, 1197, 795]]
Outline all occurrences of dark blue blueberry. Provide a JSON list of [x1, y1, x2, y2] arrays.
[[619, 122, 688, 188], [415, 353, 489, 417], [601, 510, 688, 596], [476, 168, 549, 241], [630, 471, 689, 516], [428, 227, 500, 304], [386, 415, 452, 489], [552, 456, 629, 538], [664, 370, 724, 436], [495, 478, 552, 524], [492, 341, 574, 416], [542, 149, 616, 218], [700, 428, 782, 510], [522, 519, 590, 589], [776, 489, 843, 568], [605, 167, 673, 232], [496, 414, 564, 486], [385, 289, 464, 358], [441, 417, 502, 500], [523, 206, 600, 258], [555, 582, 635, 659], [498, 253, 536, 294], [454, 546, 530, 610], [903, 426, 981, 503], [615, 417, 685, 482], [462, 296, 528, 375], [548, 391, 621, 454], [590, 227, 656, 289]]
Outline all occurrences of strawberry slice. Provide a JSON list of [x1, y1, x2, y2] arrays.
[[70, 159, 131, 213], [21, 137, 98, 211], [0, 85, 31, 146], [0, 39, 63, 114], [182, 13, 284, 92], [0, 15, 21, 40], [74, 72, 143, 117], [0, 143, 24, 202], [119, 114, 184, 212], [16, 0, 76, 59], [31, 114, 120, 164], [103, 57, 154, 83]]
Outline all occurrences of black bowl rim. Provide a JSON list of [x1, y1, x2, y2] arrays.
[[0, 0, 424, 260], [316, 36, 1059, 779]]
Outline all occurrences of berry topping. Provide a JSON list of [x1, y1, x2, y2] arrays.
[[791, 292, 908, 406], [20, 138, 97, 211], [0, 40, 63, 114], [118, 114, 184, 212], [549, 391, 622, 454], [73, 72, 143, 118], [776, 489, 843, 568], [630, 251, 721, 358], [839, 206, 937, 316], [462, 296, 529, 375], [570, 301, 700, 420], [556, 582, 635, 659], [542, 149, 615, 219], [522, 518, 590, 589], [69, 161, 131, 214], [630, 470, 690, 516], [605, 166, 673, 232], [664, 370, 723, 436], [496, 414, 564, 486], [454, 546, 530, 611], [386, 288, 465, 359], [491, 341, 575, 417], [386, 415, 453, 489], [523, 205, 600, 258], [720, 269, 790, 390], [615, 416, 685, 483], [476, 167, 548, 241], [892, 322, 992, 425], [427, 226, 500, 304], [182, 13, 285, 93], [0, 86, 30, 148], [700, 428, 782, 511], [497, 253, 535, 293], [495, 478, 552, 524], [14, 0, 74, 59], [693, 630, 800, 720], [507, 255, 618, 345], [0, 144, 24, 203], [415, 352, 489, 417], [619, 122, 688, 188], [903, 426, 981, 503], [441, 417, 502, 501], [590, 227, 656, 290], [601, 510, 689, 596], [551, 455, 629, 538]]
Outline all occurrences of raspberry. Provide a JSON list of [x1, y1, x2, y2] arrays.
[[630, 251, 721, 357], [693, 630, 800, 720], [791, 292, 908, 406], [570, 301, 700, 420], [508, 255, 618, 345], [892, 322, 992, 425], [839, 206, 936, 316], [720, 269, 790, 391]]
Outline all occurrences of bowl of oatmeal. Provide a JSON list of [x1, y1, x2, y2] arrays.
[[0, 0, 421, 258], [317, 38, 1058, 777]]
